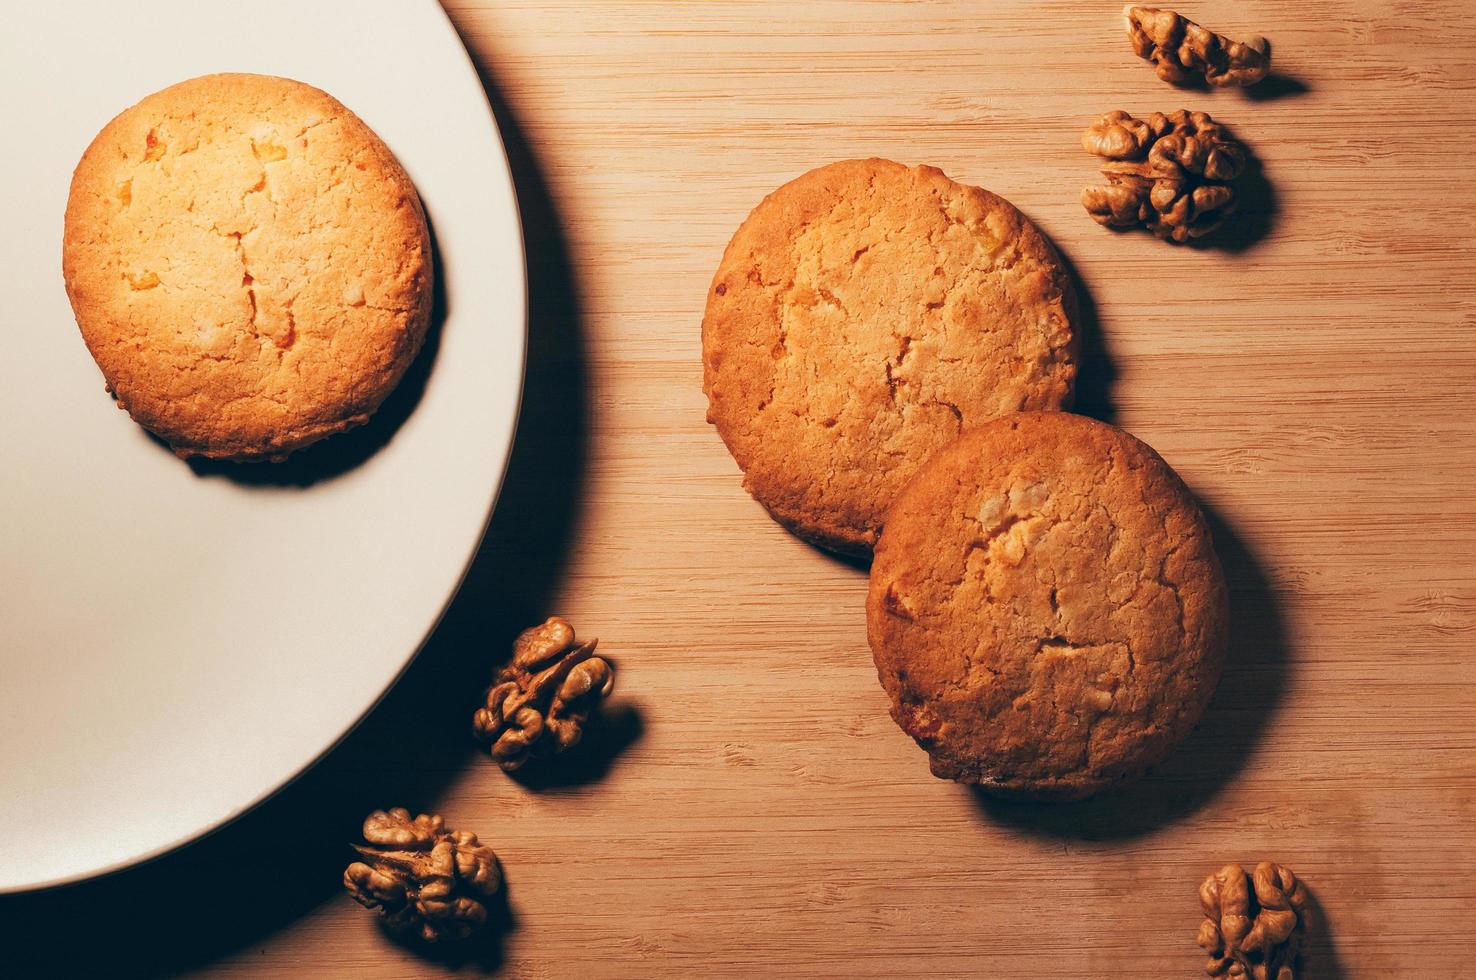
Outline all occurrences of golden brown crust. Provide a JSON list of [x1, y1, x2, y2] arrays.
[[62, 73, 432, 460], [702, 159, 1078, 555], [866, 412, 1228, 799]]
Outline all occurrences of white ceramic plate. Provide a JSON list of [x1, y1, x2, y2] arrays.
[[0, 0, 525, 891]]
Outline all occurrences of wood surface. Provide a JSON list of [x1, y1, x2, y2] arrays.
[[7, 1, 1476, 976]]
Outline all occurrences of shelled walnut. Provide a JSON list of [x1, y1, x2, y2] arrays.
[[472, 616, 615, 771], [1198, 862, 1313, 980], [343, 808, 503, 943], [1125, 6, 1270, 87], [1081, 109, 1247, 242]]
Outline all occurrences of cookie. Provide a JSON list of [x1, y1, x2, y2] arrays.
[[62, 73, 432, 460], [702, 158, 1077, 555], [867, 412, 1228, 799]]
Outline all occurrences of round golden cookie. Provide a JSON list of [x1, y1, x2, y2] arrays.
[[867, 412, 1228, 799], [62, 73, 432, 460], [702, 158, 1077, 555]]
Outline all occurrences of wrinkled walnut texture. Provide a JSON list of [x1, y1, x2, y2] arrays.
[[1198, 862, 1312, 980], [472, 617, 615, 771], [1081, 109, 1247, 243], [1126, 6, 1270, 87], [343, 808, 502, 943]]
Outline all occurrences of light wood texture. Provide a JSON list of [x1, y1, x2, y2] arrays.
[[8, 1, 1476, 976]]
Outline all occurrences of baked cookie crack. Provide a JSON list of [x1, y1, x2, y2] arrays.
[[815, 285, 849, 317], [293, 115, 339, 140], [933, 397, 964, 432], [1153, 541, 1189, 640], [228, 231, 261, 340], [280, 298, 298, 352]]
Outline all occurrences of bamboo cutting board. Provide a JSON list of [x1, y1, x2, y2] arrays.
[[7, 1, 1475, 976]]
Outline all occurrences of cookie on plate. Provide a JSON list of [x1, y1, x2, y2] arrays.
[[867, 412, 1228, 799], [702, 158, 1078, 555], [63, 73, 432, 461]]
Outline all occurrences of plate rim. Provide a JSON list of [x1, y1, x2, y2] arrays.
[[1, 0, 529, 895]]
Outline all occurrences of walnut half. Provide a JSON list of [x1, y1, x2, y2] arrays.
[[1125, 6, 1270, 87], [1197, 862, 1313, 980], [1081, 109, 1247, 242], [343, 808, 503, 943], [472, 617, 615, 771]]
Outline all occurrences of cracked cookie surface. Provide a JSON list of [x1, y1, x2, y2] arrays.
[[62, 73, 432, 460], [702, 159, 1077, 555], [867, 412, 1227, 799]]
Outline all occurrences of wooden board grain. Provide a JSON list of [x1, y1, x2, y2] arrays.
[[6, 1, 1476, 976]]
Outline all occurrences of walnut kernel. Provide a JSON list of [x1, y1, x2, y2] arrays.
[[1125, 6, 1270, 88], [1081, 109, 1247, 242], [472, 617, 615, 771], [343, 808, 502, 943], [1081, 109, 1154, 160], [1197, 862, 1312, 980]]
